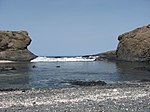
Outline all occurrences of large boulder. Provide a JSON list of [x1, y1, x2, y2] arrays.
[[116, 24, 150, 62], [0, 30, 37, 61]]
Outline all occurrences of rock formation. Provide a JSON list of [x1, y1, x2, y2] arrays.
[[116, 24, 150, 62], [0, 30, 37, 61], [95, 50, 116, 61]]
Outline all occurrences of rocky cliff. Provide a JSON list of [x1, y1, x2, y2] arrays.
[[116, 24, 150, 62], [0, 30, 37, 61]]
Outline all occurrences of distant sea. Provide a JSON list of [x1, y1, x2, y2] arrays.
[[0, 56, 150, 90]]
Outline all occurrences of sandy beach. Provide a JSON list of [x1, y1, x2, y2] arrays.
[[0, 82, 150, 112]]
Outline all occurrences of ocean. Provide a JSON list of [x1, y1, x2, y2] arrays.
[[0, 56, 150, 90]]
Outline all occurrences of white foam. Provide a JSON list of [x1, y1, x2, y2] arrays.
[[0, 60, 14, 63], [31, 56, 95, 62]]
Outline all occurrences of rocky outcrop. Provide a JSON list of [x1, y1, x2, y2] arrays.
[[95, 50, 116, 61], [0, 30, 37, 61], [116, 24, 150, 62], [68, 80, 107, 86]]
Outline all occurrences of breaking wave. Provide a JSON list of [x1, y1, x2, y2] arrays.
[[31, 56, 96, 62]]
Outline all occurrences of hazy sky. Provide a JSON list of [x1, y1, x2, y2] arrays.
[[0, 0, 150, 56]]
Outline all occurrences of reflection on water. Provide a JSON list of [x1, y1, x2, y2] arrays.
[[0, 62, 33, 89], [0, 61, 150, 89], [115, 61, 150, 81]]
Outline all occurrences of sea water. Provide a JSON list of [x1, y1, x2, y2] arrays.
[[0, 56, 150, 89]]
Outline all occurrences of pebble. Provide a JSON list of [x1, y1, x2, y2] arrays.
[[113, 89, 117, 92], [0, 82, 150, 112]]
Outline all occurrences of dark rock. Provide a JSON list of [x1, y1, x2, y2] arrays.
[[0, 30, 37, 61], [95, 50, 117, 61], [22, 90, 26, 92], [69, 80, 107, 86], [56, 66, 60, 68], [33, 102, 36, 105], [32, 65, 37, 68], [116, 24, 150, 62], [0, 88, 15, 91], [0, 88, 27, 91], [11, 67, 16, 70], [140, 79, 150, 82], [145, 89, 149, 91], [54, 56, 61, 58], [82, 55, 90, 58]]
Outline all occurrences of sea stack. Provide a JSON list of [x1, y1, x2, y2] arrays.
[[0, 30, 37, 61], [116, 24, 150, 62]]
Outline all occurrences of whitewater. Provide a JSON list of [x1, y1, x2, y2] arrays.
[[31, 56, 96, 62]]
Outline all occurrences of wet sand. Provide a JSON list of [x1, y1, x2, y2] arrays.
[[0, 82, 150, 112]]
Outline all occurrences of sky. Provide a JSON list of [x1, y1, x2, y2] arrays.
[[0, 0, 150, 56]]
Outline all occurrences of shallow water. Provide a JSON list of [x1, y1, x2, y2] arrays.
[[0, 60, 150, 89]]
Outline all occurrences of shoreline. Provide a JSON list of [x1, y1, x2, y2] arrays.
[[0, 82, 150, 111]]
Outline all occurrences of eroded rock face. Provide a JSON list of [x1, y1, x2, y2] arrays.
[[0, 30, 37, 61], [116, 24, 150, 62]]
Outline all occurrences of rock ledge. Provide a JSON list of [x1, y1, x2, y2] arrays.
[[0, 30, 37, 61]]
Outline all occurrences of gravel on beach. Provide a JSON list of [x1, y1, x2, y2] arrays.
[[0, 82, 150, 112]]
